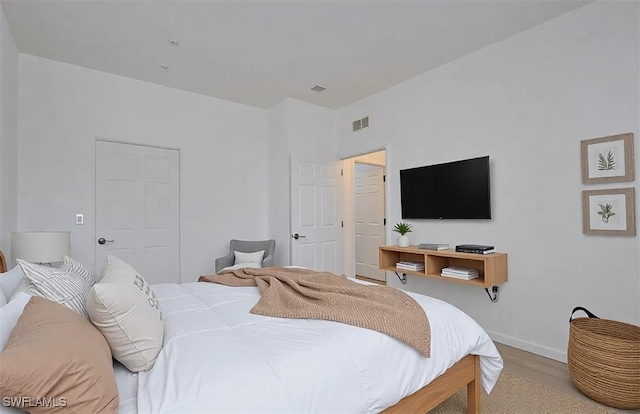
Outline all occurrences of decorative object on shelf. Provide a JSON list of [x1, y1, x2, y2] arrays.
[[393, 222, 412, 247], [10, 231, 71, 265], [581, 133, 634, 184], [568, 306, 640, 409], [582, 188, 635, 236]]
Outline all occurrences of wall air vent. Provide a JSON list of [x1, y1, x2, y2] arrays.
[[352, 116, 370, 132]]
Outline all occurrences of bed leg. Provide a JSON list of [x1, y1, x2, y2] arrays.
[[466, 355, 481, 414]]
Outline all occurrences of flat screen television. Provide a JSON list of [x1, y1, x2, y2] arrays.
[[400, 156, 491, 219]]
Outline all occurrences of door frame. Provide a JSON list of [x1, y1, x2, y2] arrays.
[[94, 138, 182, 281], [340, 147, 389, 279]]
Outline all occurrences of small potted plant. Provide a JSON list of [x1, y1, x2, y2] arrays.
[[393, 222, 413, 247]]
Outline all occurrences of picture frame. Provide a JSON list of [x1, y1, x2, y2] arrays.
[[581, 133, 634, 184], [582, 188, 635, 236]]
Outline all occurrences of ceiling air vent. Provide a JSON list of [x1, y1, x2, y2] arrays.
[[310, 85, 326, 92], [352, 116, 370, 132]]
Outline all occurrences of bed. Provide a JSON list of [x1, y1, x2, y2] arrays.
[[122, 280, 501, 413], [0, 252, 502, 413]]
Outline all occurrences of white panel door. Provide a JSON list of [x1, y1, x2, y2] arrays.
[[95, 141, 180, 284], [355, 163, 386, 281], [290, 156, 341, 273]]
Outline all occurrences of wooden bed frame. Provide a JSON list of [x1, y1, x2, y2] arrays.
[[383, 354, 481, 414], [0, 249, 6, 273]]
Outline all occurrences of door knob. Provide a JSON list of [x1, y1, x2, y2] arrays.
[[97, 237, 115, 245], [292, 233, 306, 240]]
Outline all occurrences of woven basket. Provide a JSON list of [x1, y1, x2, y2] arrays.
[[568, 307, 640, 409]]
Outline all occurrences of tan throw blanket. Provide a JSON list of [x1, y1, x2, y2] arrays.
[[199, 267, 431, 357]]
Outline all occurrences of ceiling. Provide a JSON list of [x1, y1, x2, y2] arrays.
[[1, 0, 591, 109]]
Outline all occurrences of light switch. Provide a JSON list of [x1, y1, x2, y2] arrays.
[[76, 214, 84, 225]]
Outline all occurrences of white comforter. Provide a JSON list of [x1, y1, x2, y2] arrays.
[[133, 281, 502, 413]]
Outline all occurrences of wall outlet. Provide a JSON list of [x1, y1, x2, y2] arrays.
[[76, 214, 84, 225]]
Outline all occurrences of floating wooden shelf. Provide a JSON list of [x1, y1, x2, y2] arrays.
[[379, 245, 508, 288]]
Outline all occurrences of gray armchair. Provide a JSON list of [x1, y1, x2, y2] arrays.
[[215, 239, 276, 274]]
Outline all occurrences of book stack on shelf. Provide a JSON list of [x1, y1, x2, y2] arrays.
[[418, 243, 449, 251], [396, 261, 425, 272], [441, 266, 479, 280]]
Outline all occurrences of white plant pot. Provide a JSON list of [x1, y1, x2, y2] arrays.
[[397, 234, 410, 247]]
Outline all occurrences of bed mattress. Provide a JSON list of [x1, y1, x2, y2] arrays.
[[119, 281, 502, 413], [114, 361, 138, 413]]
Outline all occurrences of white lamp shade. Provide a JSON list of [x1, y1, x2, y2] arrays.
[[11, 231, 70, 264]]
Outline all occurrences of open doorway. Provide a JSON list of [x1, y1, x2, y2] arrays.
[[341, 150, 386, 285]]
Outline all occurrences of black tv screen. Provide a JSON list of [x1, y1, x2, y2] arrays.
[[400, 156, 491, 219]]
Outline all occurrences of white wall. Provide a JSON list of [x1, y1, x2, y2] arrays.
[[267, 98, 338, 266], [0, 8, 18, 260], [337, 1, 640, 362], [267, 100, 290, 266], [18, 55, 269, 281]]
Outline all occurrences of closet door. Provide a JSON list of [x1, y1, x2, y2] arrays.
[[355, 163, 386, 282], [290, 156, 342, 274], [95, 140, 180, 283]]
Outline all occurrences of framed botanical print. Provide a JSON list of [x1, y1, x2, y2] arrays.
[[581, 133, 634, 184], [582, 188, 635, 236]]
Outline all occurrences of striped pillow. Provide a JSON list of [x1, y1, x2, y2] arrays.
[[12, 260, 91, 318], [62, 255, 96, 284]]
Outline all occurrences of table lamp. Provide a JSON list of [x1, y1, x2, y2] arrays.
[[11, 231, 71, 265]]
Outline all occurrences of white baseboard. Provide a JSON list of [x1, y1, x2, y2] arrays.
[[486, 330, 567, 363]]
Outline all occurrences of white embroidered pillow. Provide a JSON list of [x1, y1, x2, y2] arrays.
[[13, 260, 91, 318], [234, 250, 264, 267], [86, 255, 163, 372]]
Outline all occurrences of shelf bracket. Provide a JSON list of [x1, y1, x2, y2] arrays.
[[394, 271, 407, 284], [485, 286, 499, 303]]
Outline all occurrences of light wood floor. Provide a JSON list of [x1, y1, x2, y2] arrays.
[[355, 275, 386, 285], [496, 342, 638, 414]]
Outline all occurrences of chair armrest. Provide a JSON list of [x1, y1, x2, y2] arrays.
[[215, 253, 235, 274], [262, 254, 274, 268]]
